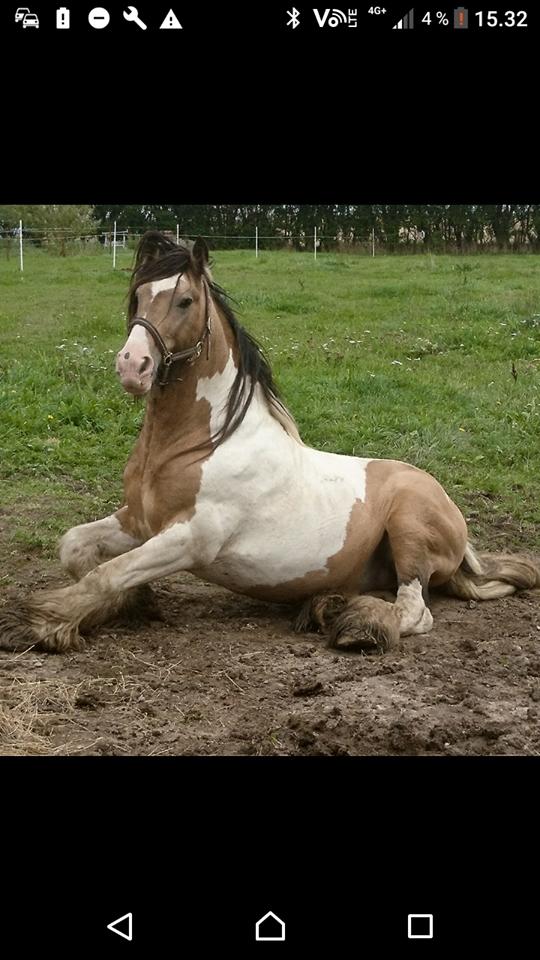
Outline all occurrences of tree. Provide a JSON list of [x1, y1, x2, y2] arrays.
[[0, 204, 97, 238]]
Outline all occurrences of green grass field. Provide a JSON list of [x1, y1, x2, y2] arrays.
[[1, 248, 539, 562]]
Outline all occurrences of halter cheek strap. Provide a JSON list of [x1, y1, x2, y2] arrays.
[[128, 315, 211, 376], [128, 275, 212, 386]]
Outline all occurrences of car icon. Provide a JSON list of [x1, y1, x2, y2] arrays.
[[15, 7, 30, 21], [23, 12, 39, 27]]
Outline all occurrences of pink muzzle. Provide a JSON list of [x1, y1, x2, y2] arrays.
[[116, 328, 156, 395]]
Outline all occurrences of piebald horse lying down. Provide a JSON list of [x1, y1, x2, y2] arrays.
[[1, 232, 538, 654]]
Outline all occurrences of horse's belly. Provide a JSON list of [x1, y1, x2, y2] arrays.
[[192, 504, 381, 603]]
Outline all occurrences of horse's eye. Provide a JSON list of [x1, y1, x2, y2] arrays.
[[178, 297, 193, 309]]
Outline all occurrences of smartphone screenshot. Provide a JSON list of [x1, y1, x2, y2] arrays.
[[1, 3, 537, 953]]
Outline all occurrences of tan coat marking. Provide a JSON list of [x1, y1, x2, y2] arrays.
[[118, 284, 236, 540]]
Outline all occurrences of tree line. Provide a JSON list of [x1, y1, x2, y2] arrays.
[[1, 205, 540, 251], [92, 205, 540, 250]]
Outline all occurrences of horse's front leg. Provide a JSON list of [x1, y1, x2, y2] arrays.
[[0, 514, 223, 653], [58, 505, 164, 627], [59, 506, 142, 580]]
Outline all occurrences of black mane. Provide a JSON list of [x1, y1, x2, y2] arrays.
[[128, 231, 284, 450]]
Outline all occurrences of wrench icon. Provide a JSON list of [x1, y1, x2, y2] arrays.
[[123, 6, 147, 29]]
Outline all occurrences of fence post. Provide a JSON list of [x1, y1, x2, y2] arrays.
[[176, 223, 179, 245], [113, 220, 117, 269], [19, 220, 24, 272], [371, 227, 375, 258], [314, 226, 317, 261], [255, 225, 258, 258]]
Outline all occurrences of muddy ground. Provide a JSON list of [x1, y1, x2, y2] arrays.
[[2, 531, 540, 756]]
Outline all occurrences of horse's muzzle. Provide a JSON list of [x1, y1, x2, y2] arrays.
[[116, 350, 155, 395]]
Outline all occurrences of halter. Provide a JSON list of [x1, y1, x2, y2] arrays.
[[128, 273, 212, 386]]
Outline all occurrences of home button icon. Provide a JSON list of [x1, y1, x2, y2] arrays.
[[255, 910, 286, 942]]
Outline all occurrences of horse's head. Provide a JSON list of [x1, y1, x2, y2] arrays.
[[116, 231, 212, 396]]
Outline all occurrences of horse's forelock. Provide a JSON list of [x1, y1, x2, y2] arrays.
[[133, 230, 178, 269]]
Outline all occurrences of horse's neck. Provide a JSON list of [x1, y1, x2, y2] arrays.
[[140, 309, 238, 451]]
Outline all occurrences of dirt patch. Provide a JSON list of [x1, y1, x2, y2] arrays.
[[2, 553, 540, 755]]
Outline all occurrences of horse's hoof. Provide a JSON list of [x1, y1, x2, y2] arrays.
[[294, 592, 347, 634], [0, 604, 81, 654], [328, 596, 400, 653], [0, 606, 42, 652]]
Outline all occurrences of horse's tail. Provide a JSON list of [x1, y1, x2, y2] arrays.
[[444, 542, 540, 600]]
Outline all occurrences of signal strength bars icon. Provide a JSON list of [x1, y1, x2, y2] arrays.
[[393, 8, 414, 28]]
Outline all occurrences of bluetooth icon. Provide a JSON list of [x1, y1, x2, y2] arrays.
[[287, 7, 300, 28]]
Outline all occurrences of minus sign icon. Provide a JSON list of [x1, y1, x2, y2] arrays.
[[89, 9, 111, 28]]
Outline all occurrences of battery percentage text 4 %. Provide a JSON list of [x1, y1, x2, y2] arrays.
[[422, 10, 450, 23]]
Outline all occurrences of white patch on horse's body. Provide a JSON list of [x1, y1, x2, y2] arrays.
[[394, 577, 433, 635], [189, 352, 372, 591], [196, 350, 238, 434]]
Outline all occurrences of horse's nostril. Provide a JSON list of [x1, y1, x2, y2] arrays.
[[138, 356, 152, 375]]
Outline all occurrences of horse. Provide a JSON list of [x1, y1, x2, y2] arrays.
[[1, 230, 538, 654]]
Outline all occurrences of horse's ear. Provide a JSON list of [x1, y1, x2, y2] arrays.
[[192, 236, 209, 272]]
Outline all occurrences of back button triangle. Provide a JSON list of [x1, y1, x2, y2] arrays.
[[107, 912, 133, 941]]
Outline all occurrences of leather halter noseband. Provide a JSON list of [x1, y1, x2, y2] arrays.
[[128, 274, 212, 387]]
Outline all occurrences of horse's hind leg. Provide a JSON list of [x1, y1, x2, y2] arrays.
[[328, 488, 467, 652], [294, 592, 348, 634], [327, 580, 432, 651], [295, 589, 403, 652], [294, 533, 396, 637]]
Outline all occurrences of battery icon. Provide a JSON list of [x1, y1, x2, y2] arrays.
[[454, 6, 468, 28], [56, 7, 70, 29]]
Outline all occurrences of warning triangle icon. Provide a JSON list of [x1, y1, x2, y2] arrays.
[[160, 9, 182, 29]]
